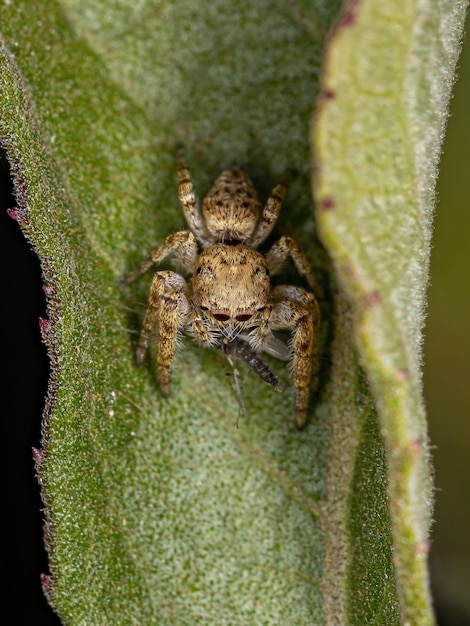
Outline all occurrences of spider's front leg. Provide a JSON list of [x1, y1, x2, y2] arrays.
[[122, 230, 198, 285], [136, 270, 192, 397], [177, 146, 208, 245], [256, 286, 320, 429], [265, 236, 319, 295], [250, 174, 290, 248]]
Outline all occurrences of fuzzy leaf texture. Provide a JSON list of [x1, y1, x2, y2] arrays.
[[0, 1, 467, 625]]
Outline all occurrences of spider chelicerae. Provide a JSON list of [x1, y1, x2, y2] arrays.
[[123, 148, 320, 428]]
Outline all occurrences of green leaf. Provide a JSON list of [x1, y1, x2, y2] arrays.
[[0, 0, 466, 624], [314, 0, 468, 624]]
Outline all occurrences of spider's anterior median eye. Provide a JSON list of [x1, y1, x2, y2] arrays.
[[213, 313, 230, 322], [235, 314, 252, 322]]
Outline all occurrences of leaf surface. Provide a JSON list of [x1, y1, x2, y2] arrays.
[[0, 0, 467, 624]]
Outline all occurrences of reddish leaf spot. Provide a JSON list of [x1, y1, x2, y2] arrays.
[[409, 438, 424, 456], [415, 539, 431, 555], [339, 0, 360, 26], [322, 88, 336, 100], [7, 207, 24, 222], [32, 447, 45, 464], [320, 196, 335, 211], [39, 318, 52, 333], [396, 367, 409, 381], [40, 573, 53, 599], [340, 10, 356, 26], [365, 291, 381, 307]]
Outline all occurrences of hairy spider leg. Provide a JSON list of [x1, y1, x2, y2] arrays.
[[122, 231, 198, 285], [271, 285, 320, 393], [265, 236, 318, 293], [136, 271, 192, 396], [250, 174, 290, 248], [177, 147, 208, 246], [253, 285, 319, 429]]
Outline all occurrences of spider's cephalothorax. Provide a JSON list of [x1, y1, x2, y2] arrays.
[[123, 148, 320, 428]]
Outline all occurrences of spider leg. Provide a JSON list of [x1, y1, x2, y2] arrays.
[[265, 236, 319, 294], [177, 146, 208, 246], [122, 230, 198, 285], [136, 271, 191, 397], [271, 285, 320, 394], [188, 316, 214, 348], [250, 174, 289, 248], [254, 286, 320, 429]]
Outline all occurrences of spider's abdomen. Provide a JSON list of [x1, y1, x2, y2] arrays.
[[202, 169, 262, 243], [192, 244, 270, 320]]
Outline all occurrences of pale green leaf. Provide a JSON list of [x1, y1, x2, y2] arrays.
[[314, 0, 468, 624]]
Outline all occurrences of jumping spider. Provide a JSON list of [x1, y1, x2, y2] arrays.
[[123, 148, 320, 429]]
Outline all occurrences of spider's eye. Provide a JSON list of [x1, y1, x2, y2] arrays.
[[235, 314, 252, 322], [200, 306, 209, 311], [213, 313, 230, 322]]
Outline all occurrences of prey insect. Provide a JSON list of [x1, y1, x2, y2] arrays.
[[218, 335, 283, 393], [123, 148, 320, 428]]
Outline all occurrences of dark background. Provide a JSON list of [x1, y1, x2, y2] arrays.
[[424, 11, 470, 626], [2, 19, 469, 625], [1, 152, 57, 623]]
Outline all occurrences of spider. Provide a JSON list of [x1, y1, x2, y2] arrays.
[[123, 148, 320, 429]]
